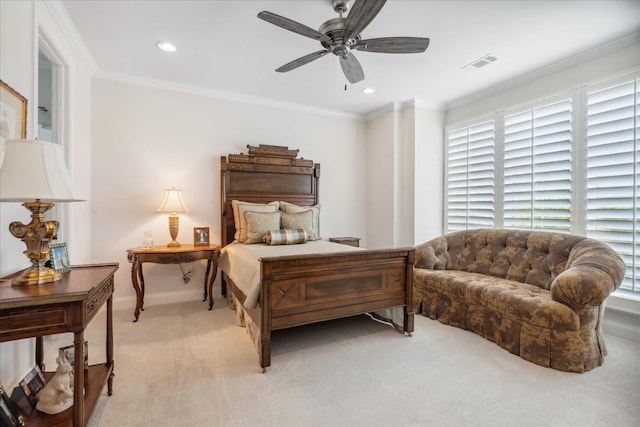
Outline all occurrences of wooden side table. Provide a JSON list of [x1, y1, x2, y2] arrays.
[[126, 244, 220, 321], [0, 263, 119, 427], [329, 237, 361, 247]]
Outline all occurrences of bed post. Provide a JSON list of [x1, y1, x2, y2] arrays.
[[220, 156, 228, 247], [404, 250, 415, 336], [314, 163, 320, 205], [259, 265, 272, 372]]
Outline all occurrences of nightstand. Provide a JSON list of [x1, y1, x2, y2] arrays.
[[126, 244, 220, 321], [329, 237, 361, 247]]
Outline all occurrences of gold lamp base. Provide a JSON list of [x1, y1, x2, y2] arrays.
[[167, 214, 181, 247], [8, 200, 62, 286]]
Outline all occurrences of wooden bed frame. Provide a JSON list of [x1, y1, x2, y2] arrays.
[[220, 145, 414, 370]]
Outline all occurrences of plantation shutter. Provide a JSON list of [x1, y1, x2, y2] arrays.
[[446, 121, 495, 231], [503, 99, 572, 231], [586, 79, 640, 294]]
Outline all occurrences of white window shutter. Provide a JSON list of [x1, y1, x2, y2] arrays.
[[446, 121, 495, 231], [504, 99, 572, 231], [586, 79, 639, 293]]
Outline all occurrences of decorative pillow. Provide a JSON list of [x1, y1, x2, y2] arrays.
[[279, 202, 321, 240], [231, 200, 279, 242], [264, 229, 309, 246], [281, 210, 316, 240], [243, 211, 281, 244]]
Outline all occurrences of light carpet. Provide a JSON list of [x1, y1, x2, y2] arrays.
[[45, 297, 640, 427]]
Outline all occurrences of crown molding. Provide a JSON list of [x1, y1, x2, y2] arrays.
[[94, 70, 362, 121], [445, 31, 640, 111], [43, 0, 97, 74]]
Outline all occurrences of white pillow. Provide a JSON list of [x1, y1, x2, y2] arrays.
[[280, 201, 321, 240], [231, 200, 279, 243]]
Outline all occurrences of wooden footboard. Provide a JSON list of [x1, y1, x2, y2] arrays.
[[253, 248, 414, 369]]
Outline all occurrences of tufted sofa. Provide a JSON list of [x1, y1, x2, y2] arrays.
[[413, 229, 626, 372]]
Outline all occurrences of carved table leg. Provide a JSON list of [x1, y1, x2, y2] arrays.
[[131, 256, 143, 322], [107, 292, 114, 395], [203, 259, 211, 302], [208, 263, 218, 310]]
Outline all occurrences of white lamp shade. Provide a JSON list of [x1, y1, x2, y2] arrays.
[[156, 187, 189, 214], [0, 139, 84, 202]]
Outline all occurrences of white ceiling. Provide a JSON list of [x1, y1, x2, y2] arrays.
[[60, 0, 640, 116]]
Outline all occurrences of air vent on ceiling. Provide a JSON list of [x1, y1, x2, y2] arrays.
[[462, 54, 498, 69]]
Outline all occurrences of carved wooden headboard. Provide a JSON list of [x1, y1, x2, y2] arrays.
[[220, 145, 320, 247]]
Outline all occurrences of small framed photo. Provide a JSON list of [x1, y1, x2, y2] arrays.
[[10, 365, 46, 413], [194, 227, 210, 246], [49, 242, 71, 273], [0, 384, 25, 427], [59, 341, 88, 370]]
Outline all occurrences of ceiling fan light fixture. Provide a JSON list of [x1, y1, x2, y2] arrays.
[[157, 41, 177, 53], [362, 87, 375, 95]]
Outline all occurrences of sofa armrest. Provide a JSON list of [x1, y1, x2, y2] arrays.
[[551, 239, 626, 310], [415, 236, 449, 270]]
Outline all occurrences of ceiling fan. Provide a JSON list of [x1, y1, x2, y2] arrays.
[[258, 0, 430, 84]]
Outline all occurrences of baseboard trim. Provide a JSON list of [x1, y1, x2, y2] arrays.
[[113, 289, 206, 312], [603, 308, 640, 343]]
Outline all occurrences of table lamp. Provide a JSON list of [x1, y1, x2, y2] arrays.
[[0, 139, 84, 285], [156, 187, 188, 247]]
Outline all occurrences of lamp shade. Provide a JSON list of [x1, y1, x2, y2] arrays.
[[0, 139, 84, 202], [156, 187, 188, 214]]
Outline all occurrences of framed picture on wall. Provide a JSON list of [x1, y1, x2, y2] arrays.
[[0, 79, 28, 165], [194, 227, 210, 246], [49, 242, 71, 273]]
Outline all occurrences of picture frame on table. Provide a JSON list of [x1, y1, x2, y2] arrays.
[[9, 365, 46, 414], [0, 384, 25, 427], [194, 227, 210, 246], [49, 242, 71, 273], [0, 79, 28, 165]]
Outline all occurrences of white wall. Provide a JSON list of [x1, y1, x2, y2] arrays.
[[365, 110, 396, 248], [90, 78, 367, 307], [413, 105, 445, 244], [0, 0, 93, 388]]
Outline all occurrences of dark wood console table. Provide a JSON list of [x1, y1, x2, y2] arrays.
[[0, 263, 119, 427], [126, 244, 220, 321]]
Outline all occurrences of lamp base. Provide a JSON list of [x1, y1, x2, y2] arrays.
[[8, 200, 61, 286], [12, 266, 63, 286], [166, 214, 181, 247]]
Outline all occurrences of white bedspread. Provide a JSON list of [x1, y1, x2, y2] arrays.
[[218, 240, 363, 309]]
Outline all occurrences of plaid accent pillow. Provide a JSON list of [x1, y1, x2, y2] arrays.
[[264, 229, 309, 246]]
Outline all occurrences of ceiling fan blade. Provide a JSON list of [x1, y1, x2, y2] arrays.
[[343, 0, 387, 40], [339, 51, 365, 84], [353, 37, 430, 53], [258, 11, 331, 43], [275, 50, 330, 73]]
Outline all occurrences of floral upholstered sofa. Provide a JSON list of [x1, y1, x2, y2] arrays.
[[413, 229, 625, 372]]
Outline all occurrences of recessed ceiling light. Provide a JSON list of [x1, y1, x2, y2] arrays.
[[157, 42, 177, 53], [362, 87, 376, 95]]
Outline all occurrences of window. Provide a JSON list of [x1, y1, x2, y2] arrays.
[[444, 71, 640, 296], [586, 78, 640, 293], [504, 99, 572, 231], [446, 121, 495, 231]]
